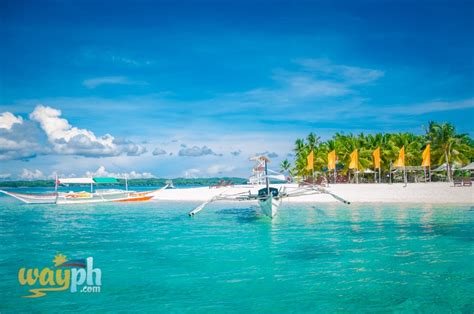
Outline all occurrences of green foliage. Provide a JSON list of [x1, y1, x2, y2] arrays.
[[290, 121, 473, 179]]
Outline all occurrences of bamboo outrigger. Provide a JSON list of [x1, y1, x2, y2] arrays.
[[189, 156, 350, 219]]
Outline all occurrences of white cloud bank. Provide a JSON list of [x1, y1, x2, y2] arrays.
[[33, 105, 147, 157], [19, 169, 45, 180], [183, 164, 236, 178], [0, 105, 147, 160], [85, 166, 155, 179], [14, 166, 154, 180]]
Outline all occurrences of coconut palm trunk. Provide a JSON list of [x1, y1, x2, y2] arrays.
[[444, 150, 451, 182]]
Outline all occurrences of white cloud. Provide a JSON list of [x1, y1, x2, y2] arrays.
[[281, 74, 350, 97], [257, 151, 279, 158], [85, 166, 155, 179], [152, 147, 167, 156], [0, 112, 23, 129], [29, 105, 146, 157], [0, 116, 46, 160], [206, 164, 236, 176], [20, 168, 45, 180], [294, 58, 384, 85], [230, 150, 241, 156], [82, 76, 146, 89], [0, 173, 11, 179], [183, 168, 201, 178], [387, 98, 474, 115], [178, 145, 220, 157], [183, 164, 236, 178]]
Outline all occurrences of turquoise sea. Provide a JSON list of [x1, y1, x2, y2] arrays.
[[0, 189, 473, 313]]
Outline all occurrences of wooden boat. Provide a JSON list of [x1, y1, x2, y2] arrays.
[[188, 156, 350, 219], [0, 177, 168, 204]]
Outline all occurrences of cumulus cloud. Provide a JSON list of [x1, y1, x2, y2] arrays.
[[257, 151, 279, 158], [230, 150, 241, 156], [20, 169, 45, 180], [0, 112, 47, 160], [85, 166, 155, 179], [0, 112, 23, 129], [152, 148, 167, 156], [178, 145, 219, 157], [29, 105, 146, 157]]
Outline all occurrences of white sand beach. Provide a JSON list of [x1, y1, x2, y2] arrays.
[[153, 183, 473, 204]]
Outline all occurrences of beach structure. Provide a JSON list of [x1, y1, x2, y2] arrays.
[[189, 156, 350, 219], [461, 162, 474, 171], [165, 180, 175, 189], [248, 155, 285, 185], [248, 156, 266, 185], [0, 177, 169, 204]]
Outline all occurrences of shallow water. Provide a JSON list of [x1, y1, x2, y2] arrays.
[[1, 193, 473, 312]]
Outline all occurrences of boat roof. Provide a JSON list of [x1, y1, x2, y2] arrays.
[[58, 177, 119, 184]]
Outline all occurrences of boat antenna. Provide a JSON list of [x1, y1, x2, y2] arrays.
[[125, 175, 128, 191]]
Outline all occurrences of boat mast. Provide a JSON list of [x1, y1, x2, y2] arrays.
[[264, 158, 270, 195], [54, 174, 58, 193]]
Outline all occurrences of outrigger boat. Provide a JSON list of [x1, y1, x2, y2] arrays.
[[189, 156, 350, 219], [0, 177, 168, 205]]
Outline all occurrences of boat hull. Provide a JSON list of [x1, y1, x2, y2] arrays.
[[0, 190, 57, 204], [0, 188, 161, 205], [258, 195, 281, 218]]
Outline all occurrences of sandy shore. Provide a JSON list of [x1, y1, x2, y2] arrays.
[[152, 183, 473, 204]]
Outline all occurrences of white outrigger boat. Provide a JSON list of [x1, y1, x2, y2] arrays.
[[0, 177, 168, 205], [189, 156, 350, 219]]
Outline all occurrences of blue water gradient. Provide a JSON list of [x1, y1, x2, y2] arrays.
[[0, 193, 473, 312]]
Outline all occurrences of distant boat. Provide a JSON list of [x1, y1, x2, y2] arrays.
[[0, 177, 168, 204]]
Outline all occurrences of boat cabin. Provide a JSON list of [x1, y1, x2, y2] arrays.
[[258, 187, 279, 199]]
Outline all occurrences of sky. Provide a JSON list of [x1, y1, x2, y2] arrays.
[[0, 0, 473, 179]]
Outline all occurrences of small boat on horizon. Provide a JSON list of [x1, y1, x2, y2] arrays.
[[0, 177, 168, 204]]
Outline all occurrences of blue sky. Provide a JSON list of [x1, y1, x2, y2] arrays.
[[0, 0, 473, 179]]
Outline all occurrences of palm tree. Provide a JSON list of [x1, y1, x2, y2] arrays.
[[293, 138, 309, 176], [280, 159, 291, 175], [387, 133, 423, 167], [306, 132, 320, 150], [425, 121, 472, 181]]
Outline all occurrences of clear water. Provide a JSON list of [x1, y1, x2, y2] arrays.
[[1, 192, 473, 312]]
